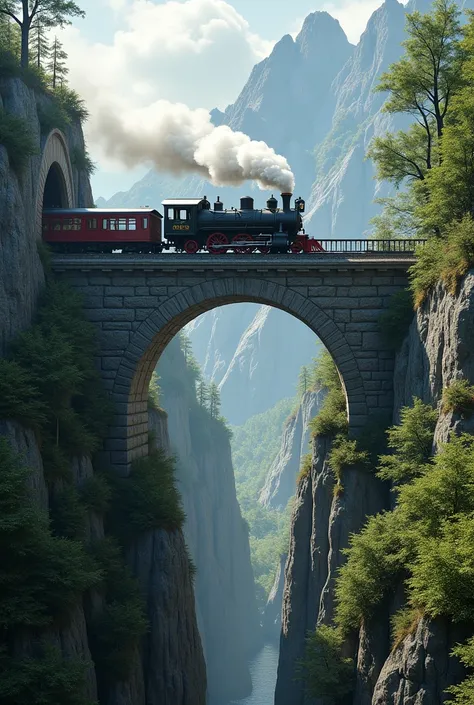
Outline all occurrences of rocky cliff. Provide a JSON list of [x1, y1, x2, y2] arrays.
[[275, 274, 474, 705], [0, 75, 206, 705], [157, 338, 262, 704], [259, 389, 324, 510]]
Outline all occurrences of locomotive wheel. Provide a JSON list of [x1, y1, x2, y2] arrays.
[[207, 232, 228, 254], [232, 233, 254, 254], [184, 239, 199, 254], [290, 241, 304, 254], [258, 245, 271, 254]]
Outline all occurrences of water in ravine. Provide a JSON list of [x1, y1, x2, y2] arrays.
[[229, 642, 279, 705]]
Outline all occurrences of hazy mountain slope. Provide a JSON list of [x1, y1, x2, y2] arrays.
[[186, 304, 321, 425]]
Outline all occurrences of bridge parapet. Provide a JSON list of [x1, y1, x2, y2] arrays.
[[52, 254, 411, 472]]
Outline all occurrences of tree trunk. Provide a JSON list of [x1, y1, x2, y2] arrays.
[[20, 21, 29, 68]]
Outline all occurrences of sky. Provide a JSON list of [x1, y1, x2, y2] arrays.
[[60, 0, 389, 199]]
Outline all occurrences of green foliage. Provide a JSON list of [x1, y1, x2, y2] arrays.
[[0, 358, 47, 427], [53, 85, 89, 123], [0, 107, 38, 171], [335, 511, 408, 633], [409, 218, 474, 307], [378, 289, 414, 350], [79, 474, 111, 515], [50, 484, 86, 539], [446, 638, 474, 704], [108, 446, 185, 541], [367, 124, 434, 185], [296, 453, 313, 486], [38, 99, 69, 133], [377, 398, 437, 485], [148, 371, 161, 410], [300, 625, 354, 703], [329, 436, 368, 490], [310, 387, 348, 438], [297, 365, 311, 397], [408, 514, 474, 621], [87, 538, 147, 682], [442, 379, 474, 415], [390, 606, 423, 647], [70, 145, 95, 174], [0, 644, 96, 705], [0, 437, 101, 630]]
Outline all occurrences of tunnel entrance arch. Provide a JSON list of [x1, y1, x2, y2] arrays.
[[35, 129, 74, 232], [108, 278, 367, 473]]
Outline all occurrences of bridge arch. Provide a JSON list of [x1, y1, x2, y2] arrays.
[[108, 277, 367, 472], [35, 129, 74, 232]]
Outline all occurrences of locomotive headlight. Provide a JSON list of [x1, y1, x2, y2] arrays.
[[295, 197, 305, 213]]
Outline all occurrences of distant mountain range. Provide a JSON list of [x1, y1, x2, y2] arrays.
[[98, 0, 474, 238]]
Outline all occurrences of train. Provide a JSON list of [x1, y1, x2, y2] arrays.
[[42, 192, 325, 254]]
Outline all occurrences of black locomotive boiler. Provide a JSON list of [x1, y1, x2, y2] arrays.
[[163, 192, 321, 254]]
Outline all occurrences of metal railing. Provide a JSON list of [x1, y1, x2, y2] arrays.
[[315, 239, 426, 253]]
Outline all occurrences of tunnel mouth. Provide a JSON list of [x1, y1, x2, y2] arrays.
[[42, 162, 68, 209]]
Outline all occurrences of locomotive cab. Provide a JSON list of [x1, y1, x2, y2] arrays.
[[162, 198, 204, 252]]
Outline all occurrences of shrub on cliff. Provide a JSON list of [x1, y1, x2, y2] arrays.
[[108, 446, 185, 541], [0, 644, 95, 705], [442, 379, 474, 415], [377, 398, 437, 485], [0, 437, 101, 630], [447, 638, 474, 705], [0, 107, 37, 171], [88, 537, 147, 682], [300, 625, 354, 702]]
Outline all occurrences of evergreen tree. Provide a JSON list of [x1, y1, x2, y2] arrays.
[[298, 365, 310, 397], [47, 35, 68, 88], [29, 19, 50, 69], [196, 379, 209, 408], [179, 332, 192, 363], [0, 0, 84, 69], [208, 382, 221, 419]]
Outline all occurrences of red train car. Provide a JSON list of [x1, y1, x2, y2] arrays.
[[42, 208, 163, 253]]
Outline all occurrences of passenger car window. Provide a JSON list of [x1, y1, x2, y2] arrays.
[[118, 218, 127, 231], [87, 218, 98, 230], [142, 217, 148, 229], [102, 219, 108, 229], [72, 218, 81, 231], [128, 218, 137, 230], [109, 219, 117, 230]]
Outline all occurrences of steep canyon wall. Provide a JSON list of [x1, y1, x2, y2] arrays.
[[275, 274, 474, 705]]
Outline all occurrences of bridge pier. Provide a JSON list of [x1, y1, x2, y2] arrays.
[[52, 254, 410, 474]]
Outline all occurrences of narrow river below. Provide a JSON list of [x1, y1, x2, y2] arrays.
[[229, 642, 279, 705]]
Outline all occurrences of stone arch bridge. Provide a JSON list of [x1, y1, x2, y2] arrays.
[[52, 253, 413, 474]]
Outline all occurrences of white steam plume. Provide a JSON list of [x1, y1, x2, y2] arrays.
[[91, 100, 295, 193]]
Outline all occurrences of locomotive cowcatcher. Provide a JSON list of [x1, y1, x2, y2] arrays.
[[42, 193, 324, 254]]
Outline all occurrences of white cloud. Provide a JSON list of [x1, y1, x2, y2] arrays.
[[59, 0, 273, 174]]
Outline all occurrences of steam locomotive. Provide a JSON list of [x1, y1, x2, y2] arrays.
[[42, 192, 324, 254]]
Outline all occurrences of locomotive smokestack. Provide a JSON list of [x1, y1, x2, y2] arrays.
[[281, 193, 292, 212]]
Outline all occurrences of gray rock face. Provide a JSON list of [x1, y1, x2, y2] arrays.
[[161, 375, 262, 704], [372, 617, 467, 705], [277, 274, 474, 705], [259, 389, 324, 509], [186, 304, 321, 425], [262, 553, 288, 641]]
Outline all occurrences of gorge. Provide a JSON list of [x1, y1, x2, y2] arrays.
[[3, 0, 474, 702]]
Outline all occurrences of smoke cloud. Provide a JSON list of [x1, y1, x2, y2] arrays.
[[91, 100, 295, 193]]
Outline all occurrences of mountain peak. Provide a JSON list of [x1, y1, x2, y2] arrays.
[[296, 10, 351, 56]]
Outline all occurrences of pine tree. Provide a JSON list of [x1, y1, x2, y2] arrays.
[[196, 379, 209, 408], [179, 332, 192, 363], [47, 36, 68, 88], [298, 366, 310, 397], [208, 382, 221, 419], [0, 1, 84, 69], [29, 19, 50, 69]]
